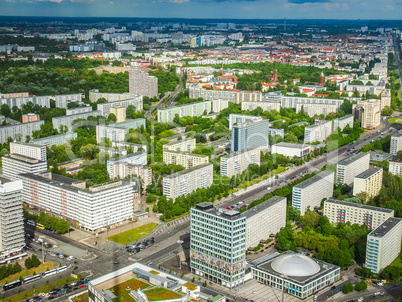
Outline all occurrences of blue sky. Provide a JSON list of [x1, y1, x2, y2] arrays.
[[1, 0, 401, 19]]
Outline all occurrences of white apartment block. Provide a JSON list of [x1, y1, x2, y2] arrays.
[[163, 150, 209, 169], [111, 163, 152, 188], [292, 171, 334, 215], [0, 96, 50, 108], [163, 163, 213, 201], [352, 99, 381, 129], [220, 148, 260, 178], [163, 138, 196, 153], [333, 114, 354, 131], [53, 93, 84, 109], [271, 142, 311, 158], [189, 85, 262, 103], [89, 89, 140, 103], [276, 95, 344, 109], [66, 106, 92, 116], [336, 152, 370, 185], [366, 217, 402, 274], [243, 196, 286, 249], [241, 101, 281, 112], [0, 176, 25, 263], [52, 110, 102, 132], [228, 114, 262, 131], [20, 172, 134, 232], [390, 132, 402, 156], [96, 118, 146, 143], [129, 67, 158, 98], [0, 120, 44, 144], [106, 152, 147, 178], [268, 128, 285, 138], [353, 167, 383, 200], [2, 154, 48, 180], [96, 97, 143, 117], [389, 160, 402, 177], [296, 103, 338, 117], [304, 120, 332, 143], [32, 132, 77, 147], [323, 198, 394, 230], [10, 142, 46, 161]]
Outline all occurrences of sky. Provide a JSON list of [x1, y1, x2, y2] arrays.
[[1, 0, 402, 20]]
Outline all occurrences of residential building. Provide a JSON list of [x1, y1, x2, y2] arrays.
[[241, 101, 281, 112], [110, 106, 126, 123], [96, 97, 143, 117], [220, 148, 260, 178], [251, 251, 340, 299], [269, 95, 344, 109], [163, 163, 213, 201], [390, 132, 402, 156], [0, 176, 25, 263], [0, 120, 44, 144], [157, 100, 212, 123], [129, 67, 158, 98], [352, 99, 381, 129], [111, 163, 152, 188], [353, 167, 383, 200], [31, 132, 77, 147], [304, 120, 332, 144], [106, 152, 147, 178], [231, 119, 270, 152], [268, 128, 285, 138], [323, 198, 394, 230], [2, 154, 48, 180], [333, 114, 354, 131], [66, 106, 92, 116], [10, 142, 46, 161], [52, 110, 102, 132], [0, 92, 29, 99], [228, 114, 262, 131], [19, 172, 134, 232], [365, 217, 402, 274], [336, 152, 370, 185], [243, 196, 286, 249], [190, 85, 262, 103], [296, 103, 337, 117], [163, 151, 209, 169], [389, 160, 402, 176], [190, 202, 247, 288], [0, 96, 50, 108], [89, 89, 140, 103], [292, 171, 334, 215], [271, 142, 311, 158], [163, 138, 196, 153], [96, 118, 146, 143], [57, 158, 85, 175], [22, 113, 39, 123], [54, 93, 84, 109]]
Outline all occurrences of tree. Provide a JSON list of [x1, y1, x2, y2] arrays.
[[382, 106, 393, 116], [397, 150, 402, 161], [380, 265, 401, 282], [146, 194, 157, 204], [302, 209, 320, 228], [287, 206, 301, 222], [107, 113, 117, 124], [79, 144, 98, 159], [355, 192, 369, 204], [0, 104, 11, 117], [342, 282, 354, 294], [354, 280, 367, 291]]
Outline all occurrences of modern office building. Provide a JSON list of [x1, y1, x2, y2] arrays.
[[304, 120, 332, 144], [271, 142, 311, 158], [231, 119, 270, 152], [111, 163, 152, 188], [163, 163, 213, 201], [0, 176, 25, 263], [163, 138, 196, 153], [365, 217, 402, 274], [52, 110, 101, 132], [389, 160, 402, 177], [10, 142, 46, 161], [353, 167, 383, 200], [336, 152, 370, 185], [22, 113, 40, 123], [390, 132, 402, 156], [228, 114, 262, 130], [19, 172, 134, 232], [333, 115, 354, 131], [190, 202, 247, 288], [251, 251, 340, 299], [0, 95, 50, 108], [106, 152, 147, 178], [243, 196, 286, 249], [292, 171, 334, 215], [163, 150, 209, 169], [129, 67, 158, 98], [32, 132, 78, 147], [96, 96, 143, 117], [54, 93, 84, 109], [352, 99, 381, 129], [323, 198, 394, 230], [110, 106, 126, 123], [157, 100, 212, 123], [96, 118, 146, 143], [220, 148, 260, 178], [0, 120, 44, 144]]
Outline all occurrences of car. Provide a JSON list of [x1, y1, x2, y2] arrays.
[[226, 207, 231, 209], [113, 261, 119, 264], [297, 178, 300, 180], [267, 187, 271, 190], [74, 266, 78, 270], [74, 261, 78, 265], [70, 282, 77, 286], [331, 286, 336, 290], [79, 285, 85, 288], [177, 240, 184, 244]]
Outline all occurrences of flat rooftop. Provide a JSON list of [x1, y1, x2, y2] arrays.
[[163, 150, 209, 158], [7, 154, 43, 164], [164, 163, 212, 179], [194, 202, 244, 221], [107, 118, 146, 130], [234, 118, 269, 129], [164, 137, 195, 147], [293, 171, 334, 190], [336, 114, 353, 121], [242, 196, 286, 219], [325, 198, 393, 214], [338, 152, 368, 166], [221, 147, 258, 159], [355, 167, 382, 179], [107, 151, 146, 163], [272, 142, 310, 149], [369, 217, 402, 238]]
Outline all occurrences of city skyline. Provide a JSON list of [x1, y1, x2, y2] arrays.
[[1, 0, 402, 20]]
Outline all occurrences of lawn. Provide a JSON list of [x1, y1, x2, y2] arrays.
[[388, 117, 402, 124], [0, 261, 59, 285], [109, 278, 150, 302], [72, 292, 89, 302], [108, 223, 158, 245], [390, 254, 402, 269], [143, 287, 182, 301]]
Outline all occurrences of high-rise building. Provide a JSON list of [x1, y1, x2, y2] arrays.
[[106, 152, 147, 178], [110, 106, 126, 123], [96, 118, 146, 143], [53, 93, 84, 109], [32, 132, 77, 147], [190, 202, 247, 288], [96, 97, 143, 117], [129, 67, 158, 98], [157, 100, 212, 123], [52, 110, 102, 132], [10, 142, 46, 161], [389, 160, 402, 177], [292, 171, 334, 215], [231, 119, 269, 152], [352, 99, 381, 129], [304, 120, 332, 144], [66, 106, 92, 116], [228, 114, 262, 130], [0, 176, 25, 263], [271, 142, 311, 158], [323, 198, 394, 230], [390, 132, 402, 156], [163, 151, 209, 169], [353, 167, 383, 200], [163, 138, 196, 153], [111, 163, 152, 189], [333, 114, 354, 131], [336, 152, 370, 185], [163, 163, 213, 201], [365, 217, 402, 274], [220, 148, 260, 178], [0, 120, 44, 144]]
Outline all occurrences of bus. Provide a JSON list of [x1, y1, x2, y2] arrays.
[[23, 274, 41, 284], [57, 266, 67, 273], [42, 268, 58, 277], [36, 223, 45, 230], [3, 280, 22, 291]]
